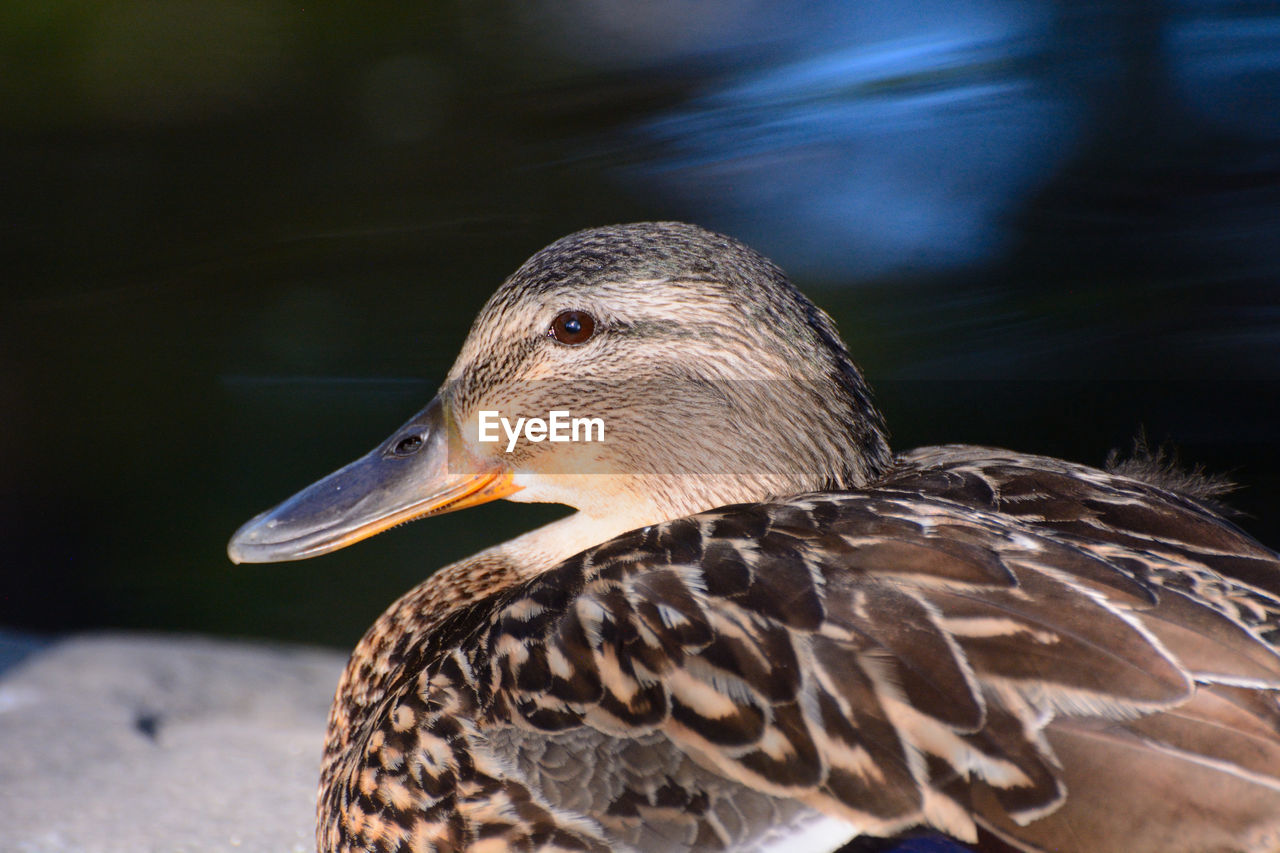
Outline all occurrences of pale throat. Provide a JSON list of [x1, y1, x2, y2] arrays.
[[496, 470, 798, 581], [401, 472, 733, 625]]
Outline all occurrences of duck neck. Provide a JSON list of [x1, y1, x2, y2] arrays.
[[485, 509, 653, 579]]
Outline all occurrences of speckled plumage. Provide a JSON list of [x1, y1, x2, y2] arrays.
[[238, 223, 1280, 853], [318, 453, 1280, 853]]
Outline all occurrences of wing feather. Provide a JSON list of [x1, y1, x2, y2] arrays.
[[471, 448, 1280, 851]]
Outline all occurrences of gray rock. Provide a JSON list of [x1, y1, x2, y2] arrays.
[[0, 633, 348, 853]]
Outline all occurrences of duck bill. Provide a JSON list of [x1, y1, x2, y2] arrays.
[[227, 396, 519, 563]]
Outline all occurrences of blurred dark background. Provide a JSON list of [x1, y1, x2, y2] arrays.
[[2, 0, 1278, 651]]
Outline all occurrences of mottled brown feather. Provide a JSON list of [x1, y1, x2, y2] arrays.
[[320, 467, 1280, 851]]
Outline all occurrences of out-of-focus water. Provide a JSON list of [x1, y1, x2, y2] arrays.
[[2, 1, 1278, 656]]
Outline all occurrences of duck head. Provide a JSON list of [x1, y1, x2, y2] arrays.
[[228, 222, 890, 563]]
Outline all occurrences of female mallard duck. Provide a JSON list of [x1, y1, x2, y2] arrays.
[[229, 222, 1280, 853]]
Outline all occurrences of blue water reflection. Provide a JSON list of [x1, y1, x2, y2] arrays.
[[628, 32, 1080, 277], [527, 0, 1080, 276], [528, 0, 1280, 284], [1169, 0, 1280, 138]]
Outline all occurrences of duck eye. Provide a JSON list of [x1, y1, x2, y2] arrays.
[[548, 310, 596, 345], [392, 434, 424, 456]]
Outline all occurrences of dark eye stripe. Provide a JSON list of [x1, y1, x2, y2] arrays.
[[549, 310, 596, 345]]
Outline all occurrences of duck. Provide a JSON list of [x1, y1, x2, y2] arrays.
[[228, 221, 1280, 853]]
